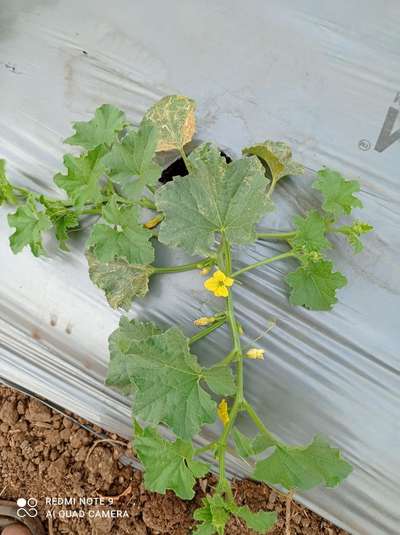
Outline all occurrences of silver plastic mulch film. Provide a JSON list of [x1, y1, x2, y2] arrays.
[[0, 2, 399, 534]]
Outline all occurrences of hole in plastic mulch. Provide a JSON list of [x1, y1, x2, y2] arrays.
[[159, 150, 232, 184]]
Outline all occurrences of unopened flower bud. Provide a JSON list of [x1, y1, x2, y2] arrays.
[[194, 316, 215, 327], [246, 348, 265, 360]]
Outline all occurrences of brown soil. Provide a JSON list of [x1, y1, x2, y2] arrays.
[[0, 386, 349, 535]]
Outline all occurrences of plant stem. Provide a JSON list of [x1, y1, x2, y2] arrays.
[[194, 440, 219, 456], [152, 258, 212, 274], [242, 400, 284, 447], [80, 207, 102, 216], [139, 197, 157, 211], [285, 490, 294, 535], [214, 236, 245, 500], [218, 349, 239, 367], [231, 251, 295, 278], [189, 317, 226, 345], [257, 231, 296, 240], [179, 147, 193, 173], [267, 177, 278, 198]]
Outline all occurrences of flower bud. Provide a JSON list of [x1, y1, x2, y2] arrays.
[[246, 348, 265, 360]]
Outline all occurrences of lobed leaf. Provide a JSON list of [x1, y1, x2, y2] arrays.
[[134, 426, 209, 500], [233, 506, 277, 533], [64, 104, 127, 150], [243, 140, 304, 184], [194, 495, 276, 535], [289, 210, 331, 255], [313, 168, 362, 218], [0, 160, 17, 205], [156, 143, 273, 256], [106, 317, 161, 392], [87, 196, 154, 264], [253, 435, 352, 491], [107, 318, 220, 439], [40, 198, 79, 250], [102, 119, 161, 199], [54, 146, 107, 208], [143, 94, 196, 152], [203, 366, 236, 396], [336, 220, 374, 253], [8, 197, 52, 256], [286, 260, 347, 311], [87, 252, 154, 310]]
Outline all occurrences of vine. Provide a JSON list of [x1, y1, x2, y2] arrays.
[[1, 95, 373, 534]]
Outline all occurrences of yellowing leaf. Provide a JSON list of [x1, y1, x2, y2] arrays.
[[243, 140, 304, 187], [144, 95, 196, 152], [87, 252, 154, 310]]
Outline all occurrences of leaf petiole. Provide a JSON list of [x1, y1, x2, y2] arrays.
[[152, 258, 214, 274], [242, 400, 284, 448], [189, 317, 226, 345], [256, 231, 296, 240], [231, 251, 295, 278]]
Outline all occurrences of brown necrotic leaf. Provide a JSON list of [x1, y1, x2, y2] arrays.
[[144, 95, 196, 152]]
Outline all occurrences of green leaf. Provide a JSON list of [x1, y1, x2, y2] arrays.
[[313, 168, 363, 217], [40, 198, 79, 250], [156, 143, 272, 256], [194, 496, 230, 535], [253, 435, 352, 491], [87, 252, 154, 310], [54, 146, 107, 208], [203, 366, 236, 396], [289, 210, 331, 256], [87, 196, 154, 264], [64, 104, 127, 150], [243, 140, 304, 184], [134, 426, 209, 500], [286, 260, 347, 311], [193, 524, 216, 535], [8, 197, 52, 256], [195, 495, 277, 535], [232, 428, 274, 458], [143, 94, 196, 152], [0, 160, 17, 205], [107, 318, 217, 439], [233, 506, 277, 534], [336, 220, 374, 253], [106, 317, 161, 392], [102, 120, 161, 199]]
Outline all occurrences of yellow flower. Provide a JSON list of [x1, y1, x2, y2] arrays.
[[246, 348, 265, 360], [194, 316, 215, 327], [204, 270, 234, 298], [218, 399, 230, 426]]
